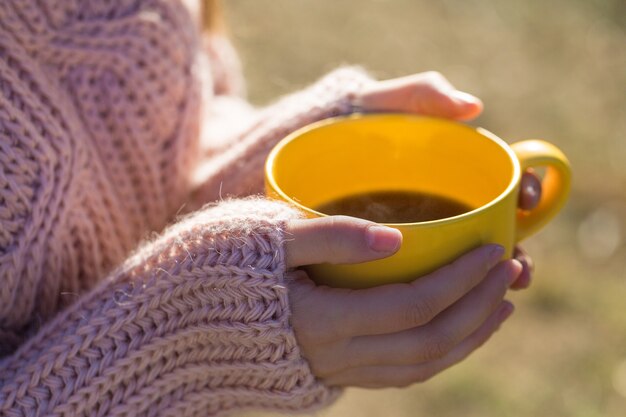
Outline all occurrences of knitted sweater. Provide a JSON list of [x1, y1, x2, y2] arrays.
[[0, 1, 373, 415]]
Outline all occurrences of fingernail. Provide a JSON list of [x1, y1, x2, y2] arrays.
[[451, 90, 481, 106], [524, 183, 538, 199], [507, 259, 524, 285], [487, 245, 506, 267], [367, 226, 402, 253], [521, 183, 539, 210]]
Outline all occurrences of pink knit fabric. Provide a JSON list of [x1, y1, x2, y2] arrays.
[[0, 0, 373, 415]]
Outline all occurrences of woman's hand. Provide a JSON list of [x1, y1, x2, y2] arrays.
[[284, 217, 521, 388], [282, 179, 539, 387], [354, 71, 483, 121]]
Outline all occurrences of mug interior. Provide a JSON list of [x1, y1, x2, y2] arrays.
[[266, 114, 519, 224]]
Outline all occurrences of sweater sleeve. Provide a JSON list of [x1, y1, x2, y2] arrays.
[[191, 66, 376, 208], [0, 198, 339, 416]]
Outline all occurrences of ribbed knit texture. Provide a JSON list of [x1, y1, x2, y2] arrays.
[[0, 0, 374, 415]]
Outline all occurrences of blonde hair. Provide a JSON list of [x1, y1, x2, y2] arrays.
[[202, 0, 224, 32]]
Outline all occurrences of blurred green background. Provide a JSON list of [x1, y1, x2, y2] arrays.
[[223, 1, 626, 416]]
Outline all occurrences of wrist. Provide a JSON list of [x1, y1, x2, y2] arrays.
[[312, 67, 376, 116]]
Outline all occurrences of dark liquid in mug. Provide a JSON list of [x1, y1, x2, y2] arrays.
[[315, 190, 473, 223]]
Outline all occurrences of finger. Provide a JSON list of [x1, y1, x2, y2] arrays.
[[284, 216, 402, 268], [510, 246, 534, 290], [518, 169, 542, 210], [327, 244, 505, 338], [358, 72, 483, 121], [342, 260, 521, 369], [409, 72, 483, 120], [325, 301, 515, 388]]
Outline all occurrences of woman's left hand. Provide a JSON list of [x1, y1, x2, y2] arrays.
[[354, 71, 540, 289], [354, 71, 484, 120]]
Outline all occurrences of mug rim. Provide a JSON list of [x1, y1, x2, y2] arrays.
[[265, 113, 521, 227]]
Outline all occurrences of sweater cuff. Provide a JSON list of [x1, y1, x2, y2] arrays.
[[0, 198, 339, 416], [300, 66, 376, 117], [116, 197, 340, 412]]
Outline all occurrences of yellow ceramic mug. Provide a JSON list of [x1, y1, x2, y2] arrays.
[[265, 114, 571, 288]]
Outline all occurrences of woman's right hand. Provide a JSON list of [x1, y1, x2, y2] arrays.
[[284, 216, 522, 388]]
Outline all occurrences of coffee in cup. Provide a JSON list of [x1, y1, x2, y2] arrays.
[[315, 190, 474, 223]]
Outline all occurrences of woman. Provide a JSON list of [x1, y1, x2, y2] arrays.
[[0, 0, 538, 415]]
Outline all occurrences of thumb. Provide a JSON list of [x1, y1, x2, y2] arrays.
[[284, 216, 402, 268]]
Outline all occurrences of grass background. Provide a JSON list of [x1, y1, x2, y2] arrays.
[[222, 1, 626, 416]]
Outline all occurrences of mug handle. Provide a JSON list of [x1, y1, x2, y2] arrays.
[[511, 140, 572, 242]]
